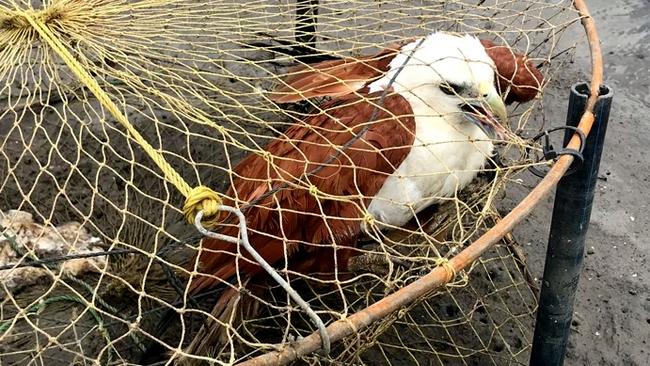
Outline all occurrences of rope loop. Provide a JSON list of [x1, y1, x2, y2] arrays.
[[183, 186, 222, 226], [434, 257, 457, 283]]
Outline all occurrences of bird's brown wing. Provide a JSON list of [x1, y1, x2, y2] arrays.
[[189, 92, 415, 293], [269, 38, 543, 105], [267, 41, 407, 103], [479, 39, 544, 104]]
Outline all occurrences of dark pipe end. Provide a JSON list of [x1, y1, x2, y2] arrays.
[[572, 82, 613, 99], [598, 84, 613, 98]]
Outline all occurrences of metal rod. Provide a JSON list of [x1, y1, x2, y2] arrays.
[[295, 0, 319, 50], [530, 82, 613, 366], [194, 208, 331, 355]]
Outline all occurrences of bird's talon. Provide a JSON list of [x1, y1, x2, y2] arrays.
[[348, 252, 413, 276]]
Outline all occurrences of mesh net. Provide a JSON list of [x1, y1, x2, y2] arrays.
[[0, 0, 584, 365]]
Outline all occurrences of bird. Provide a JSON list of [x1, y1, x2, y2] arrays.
[[269, 37, 543, 106], [167, 32, 543, 362]]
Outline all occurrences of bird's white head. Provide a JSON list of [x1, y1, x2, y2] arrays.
[[368, 32, 508, 139]]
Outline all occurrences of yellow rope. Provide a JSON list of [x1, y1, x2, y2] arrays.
[[18, 10, 221, 225]]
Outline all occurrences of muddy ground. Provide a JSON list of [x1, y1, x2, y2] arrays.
[[502, 0, 650, 365]]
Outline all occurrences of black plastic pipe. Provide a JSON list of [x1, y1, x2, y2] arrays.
[[530, 82, 613, 366]]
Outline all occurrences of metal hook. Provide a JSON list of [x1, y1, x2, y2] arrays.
[[527, 126, 586, 178], [194, 207, 331, 355]]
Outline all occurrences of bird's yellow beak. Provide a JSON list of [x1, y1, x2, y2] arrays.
[[478, 82, 508, 126], [460, 82, 509, 140]]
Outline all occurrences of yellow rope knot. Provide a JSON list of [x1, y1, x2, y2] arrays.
[[308, 185, 320, 197], [261, 151, 273, 162], [434, 257, 456, 283], [363, 212, 375, 226], [183, 186, 222, 227]]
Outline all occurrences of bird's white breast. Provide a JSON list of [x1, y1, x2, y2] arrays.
[[365, 102, 493, 231]]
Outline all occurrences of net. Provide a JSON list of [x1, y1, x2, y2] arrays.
[[0, 0, 584, 365]]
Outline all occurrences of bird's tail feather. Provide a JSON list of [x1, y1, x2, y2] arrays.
[[176, 277, 262, 364]]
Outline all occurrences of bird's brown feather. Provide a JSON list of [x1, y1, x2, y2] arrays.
[[183, 93, 415, 358], [189, 92, 416, 294], [267, 42, 406, 103], [479, 39, 544, 104]]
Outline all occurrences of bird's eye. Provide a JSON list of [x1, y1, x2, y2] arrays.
[[439, 82, 463, 96]]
